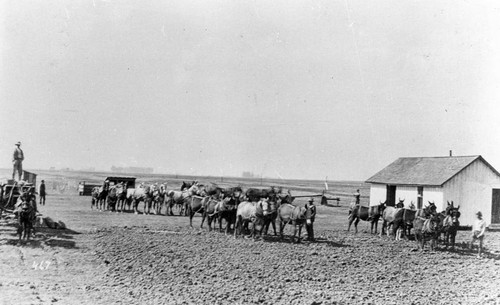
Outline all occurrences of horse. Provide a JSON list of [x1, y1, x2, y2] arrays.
[[413, 212, 441, 251], [201, 182, 223, 198], [262, 198, 281, 236], [167, 183, 200, 216], [151, 183, 167, 215], [91, 181, 110, 211], [245, 186, 280, 202], [277, 203, 314, 243], [438, 201, 461, 249], [379, 198, 408, 238], [187, 195, 210, 228], [115, 182, 129, 212], [181, 181, 197, 191], [201, 197, 220, 231], [221, 186, 244, 200], [130, 183, 154, 215], [106, 186, 118, 212], [347, 201, 386, 234], [234, 200, 270, 239]]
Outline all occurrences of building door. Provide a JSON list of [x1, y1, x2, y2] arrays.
[[386, 185, 396, 207], [417, 187, 423, 209], [492, 189, 500, 224]]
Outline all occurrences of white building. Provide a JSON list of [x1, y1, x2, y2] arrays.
[[366, 155, 500, 227]]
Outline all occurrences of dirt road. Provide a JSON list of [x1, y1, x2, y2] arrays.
[[1, 192, 500, 304]]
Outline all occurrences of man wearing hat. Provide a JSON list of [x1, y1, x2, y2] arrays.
[[12, 141, 24, 181], [39, 180, 46, 206], [305, 197, 317, 242], [470, 211, 487, 258]]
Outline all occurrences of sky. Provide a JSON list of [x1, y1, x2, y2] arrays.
[[1, 0, 499, 181]]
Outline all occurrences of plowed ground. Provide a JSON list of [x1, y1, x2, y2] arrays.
[[1, 192, 500, 305]]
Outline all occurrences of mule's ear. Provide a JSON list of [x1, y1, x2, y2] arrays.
[[457, 205, 460, 210]]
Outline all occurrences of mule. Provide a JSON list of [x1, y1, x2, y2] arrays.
[[214, 196, 239, 235], [17, 200, 35, 242], [395, 201, 417, 241], [347, 201, 386, 234], [262, 198, 281, 236], [116, 182, 129, 212], [380, 206, 403, 238], [187, 195, 210, 228], [438, 201, 461, 249], [130, 184, 154, 215], [234, 200, 270, 239], [167, 183, 200, 216], [277, 203, 314, 243], [106, 186, 118, 212], [413, 213, 440, 251], [245, 186, 280, 202], [201, 197, 220, 231]]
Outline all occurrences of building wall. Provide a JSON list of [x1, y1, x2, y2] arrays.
[[443, 159, 500, 226], [369, 184, 386, 207], [394, 186, 418, 208], [422, 187, 444, 211]]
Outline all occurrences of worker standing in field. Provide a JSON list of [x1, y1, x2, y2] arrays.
[[305, 197, 317, 242], [39, 180, 46, 206], [12, 141, 24, 181]]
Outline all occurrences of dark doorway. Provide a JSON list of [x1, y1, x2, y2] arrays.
[[386, 185, 396, 207], [417, 187, 423, 209], [492, 189, 500, 224]]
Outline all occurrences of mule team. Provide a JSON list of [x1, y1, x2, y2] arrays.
[[347, 198, 462, 251], [91, 181, 316, 243]]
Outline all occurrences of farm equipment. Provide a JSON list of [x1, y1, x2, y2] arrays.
[[292, 190, 341, 207], [1, 170, 38, 213]]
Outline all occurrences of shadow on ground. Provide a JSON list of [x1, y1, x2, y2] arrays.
[[0, 218, 80, 249]]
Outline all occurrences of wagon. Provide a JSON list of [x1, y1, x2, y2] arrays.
[[0, 170, 38, 211]]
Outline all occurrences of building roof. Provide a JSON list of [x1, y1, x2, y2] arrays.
[[105, 176, 136, 181], [365, 155, 500, 186]]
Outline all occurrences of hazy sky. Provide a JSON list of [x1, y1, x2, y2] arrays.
[[1, 0, 499, 180]]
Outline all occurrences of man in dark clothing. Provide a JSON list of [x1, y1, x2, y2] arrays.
[[12, 141, 24, 181], [305, 197, 317, 242], [39, 180, 46, 205]]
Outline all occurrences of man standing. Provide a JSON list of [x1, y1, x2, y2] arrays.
[[305, 197, 317, 242], [470, 211, 487, 258], [12, 141, 24, 181], [39, 180, 46, 206]]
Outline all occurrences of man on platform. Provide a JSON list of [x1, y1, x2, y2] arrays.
[[12, 141, 24, 181]]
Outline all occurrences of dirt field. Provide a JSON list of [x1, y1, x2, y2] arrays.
[[1, 172, 500, 304]]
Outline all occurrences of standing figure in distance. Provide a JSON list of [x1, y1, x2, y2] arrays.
[[39, 180, 46, 206], [12, 141, 24, 181]]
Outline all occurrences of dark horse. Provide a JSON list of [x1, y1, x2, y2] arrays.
[[347, 201, 386, 234], [438, 201, 461, 249]]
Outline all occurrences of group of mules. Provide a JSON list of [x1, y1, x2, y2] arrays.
[[90, 180, 316, 242], [348, 199, 462, 251]]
